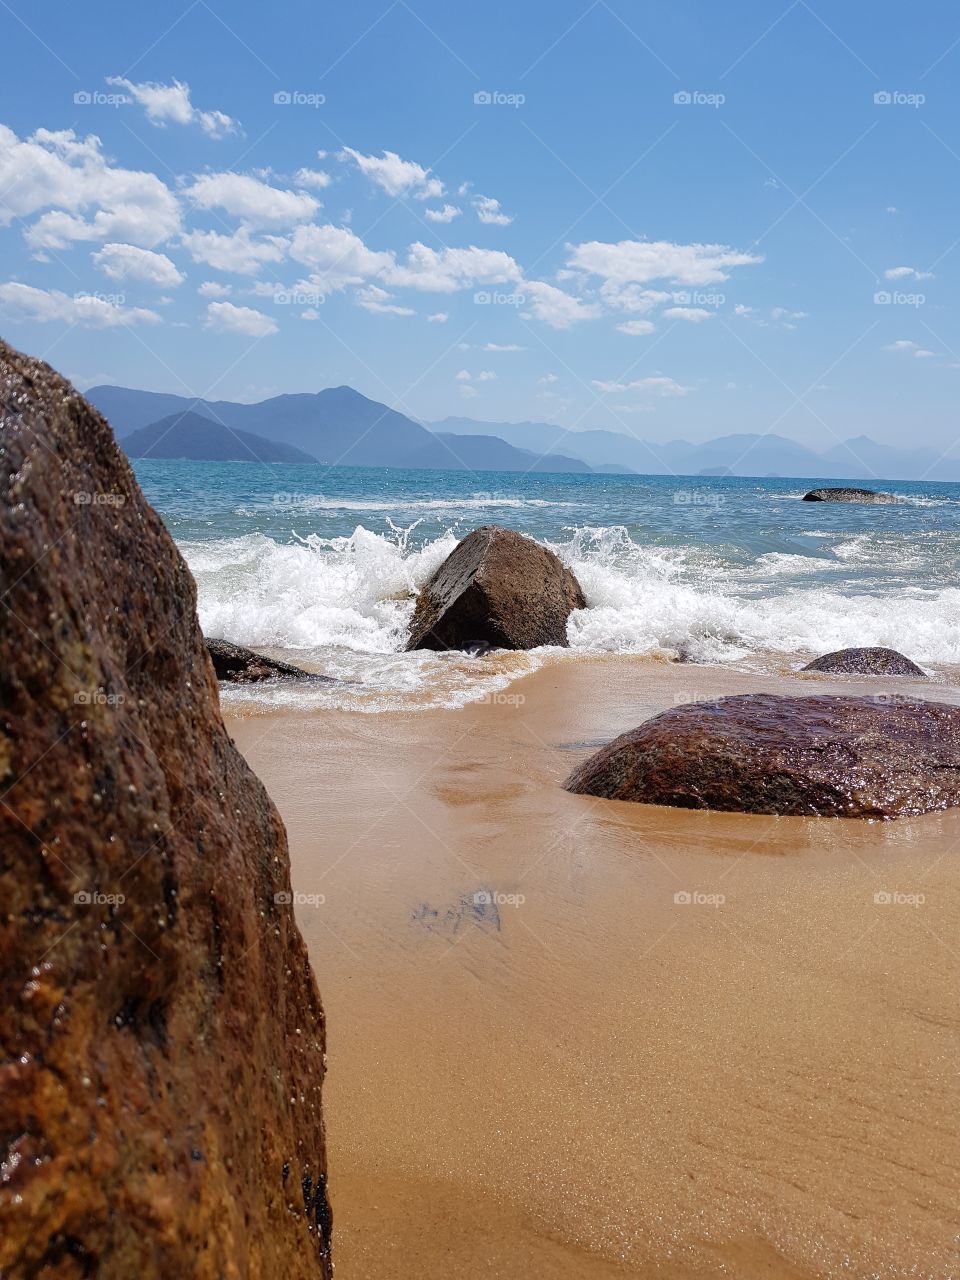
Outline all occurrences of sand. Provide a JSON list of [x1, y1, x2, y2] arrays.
[[226, 655, 960, 1279]]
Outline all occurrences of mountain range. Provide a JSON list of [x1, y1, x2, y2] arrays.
[[85, 384, 960, 481]]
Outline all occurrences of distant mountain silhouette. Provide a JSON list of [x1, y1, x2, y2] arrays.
[[122, 412, 318, 464]]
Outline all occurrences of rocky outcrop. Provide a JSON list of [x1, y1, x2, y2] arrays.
[[564, 693, 960, 818], [0, 340, 331, 1278], [802, 487, 898, 503], [205, 637, 327, 683], [406, 524, 585, 651], [803, 647, 926, 677]]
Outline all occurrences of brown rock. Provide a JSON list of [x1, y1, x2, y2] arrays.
[[563, 693, 960, 819], [205, 637, 328, 684], [803, 647, 926, 677], [0, 340, 331, 1277], [406, 524, 586, 651], [801, 487, 898, 503]]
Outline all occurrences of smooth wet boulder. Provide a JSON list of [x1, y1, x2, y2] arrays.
[[0, 340, 331, 1277], [802, 487, 898, 504], [406, 524, 585, 651], [205, 636, 327, 683], [564, 693, 960, 818], [804, 647, 926, 677]]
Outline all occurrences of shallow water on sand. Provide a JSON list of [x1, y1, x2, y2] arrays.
[[228, 656, 960, 1279]]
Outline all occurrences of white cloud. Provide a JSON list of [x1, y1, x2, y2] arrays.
[[592, 375, 689, 397], [289, 223, 394, 291], [385, 243, 521, 292], [770, 307, 809, 320], [427, 311, 448, 323], [0, 281, 160, 327], [599, 283, 673, 314], [181, 227, 289, 275], [455, 369, 472, 381], [484, 343, 525, 351], [356, 284, 415, 316], [538, 373, 559, 386], [294, 168, 332, 189], [198, 280, 231, 297], [424, 204, 462, 223], [185, 173, 319, 228], [339, 147, 444, 199], [92, 242, 184, 287], [915, 348, 937, 359], [476, 370, 496, 381], [460, 384, 479, 398], [522, 280, 600, 329], [106, 77, 237, 138], [0, 126, 181, 249], [568, 238, 763, 287], [884, 265, 933, 281], [662, 306, 713, 323], [886, 339, 918, 352], [617, 319, 655, 335], [203, 300, 277, 337], [474, 195, 513, 226]]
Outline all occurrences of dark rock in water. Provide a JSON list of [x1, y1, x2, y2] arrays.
[[803, 647, 926, 677], [563, 693, 960, 819], [802, 487, 898, 504], [406, 524, 585, 652], [205, 636, 327, 683], [0, 340, 331, 1277]]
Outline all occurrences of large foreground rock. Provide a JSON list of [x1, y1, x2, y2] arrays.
[[406, 524, 585, 651], [802, 486, 898, 504], [804, 646, 926, 677], [0, 340, 331, 1277], [564, 693, 960, 818]]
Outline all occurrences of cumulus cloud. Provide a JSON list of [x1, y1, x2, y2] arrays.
[[568, 238, 762, 287], [198, 280, 231, 297], [185, 173, 319, 228], [294, 168, 332, 189], [92, 242, 184, 287], [0, 281, 160, 327], [884, 265, 933, 281], [662, 306, 713, 323], [106, 77, 237, 138], [427, 311, 448, 322], [616, 319, 655, 335], [474, 195, 513, 226], [522, 280, 600, 328], [0, 126, 181, 249], [424, 204, 462, 223], [356, 284, 415, 316], [288, 223, 394, 292], [203, 300, 277, 337], [339, 147, 444, 199], [484, 342, 525, 351], [181, 227, 289, 275], [385, 243, 521, 292], [591, 375, 689, 397]]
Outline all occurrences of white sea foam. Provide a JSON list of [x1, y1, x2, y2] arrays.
[[182, 522, 960, 709]]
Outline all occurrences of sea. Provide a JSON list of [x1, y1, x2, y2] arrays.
[[132, 460, 960, 713]]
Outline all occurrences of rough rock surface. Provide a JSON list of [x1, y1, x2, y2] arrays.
[[205, 637, 327, 684], [406, 524, 586, 651], [0, 339, 331, 1278], [801, 487, 898, 503], [803, 647, 927, 677], [563, 693, 960, 818]]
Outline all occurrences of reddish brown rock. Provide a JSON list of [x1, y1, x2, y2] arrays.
[[406, 524, 585, 651], [564, 693, 960, 819], [803, 646, 926, 677], [0, 339, 331, 1278]]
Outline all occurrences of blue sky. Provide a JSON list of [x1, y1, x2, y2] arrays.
[[2, 0, 960, 451]]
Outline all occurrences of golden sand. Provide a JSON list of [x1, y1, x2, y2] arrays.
[[227, 656, 960, 1278]]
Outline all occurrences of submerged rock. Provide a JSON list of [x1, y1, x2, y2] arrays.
[[803, 647, 926, 677], [205, 636, 327, 683], [0, 340, 331, 1277], [563, 693, 960, 818], [406, 524, 585, 652], [802, 487, 898, 504]]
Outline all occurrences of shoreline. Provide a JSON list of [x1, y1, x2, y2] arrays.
[[227, 655, 960, 1278]]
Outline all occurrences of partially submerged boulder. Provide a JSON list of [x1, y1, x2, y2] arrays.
[[802, 487, 898, 504], [563, 693, 960, 818], [0, 340, 331, 1277], [205, 636, 326, 683], [406, 524, 585, 651], [804, 647, 926, 677]]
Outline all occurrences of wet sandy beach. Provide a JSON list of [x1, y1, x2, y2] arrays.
[[227, 656, 960, 1278]]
